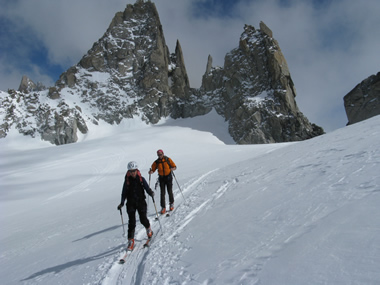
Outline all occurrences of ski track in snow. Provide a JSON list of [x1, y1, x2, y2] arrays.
[[2, 116, 380, 285], [98, 169, 220, 284], [125, 137, 380, 284]]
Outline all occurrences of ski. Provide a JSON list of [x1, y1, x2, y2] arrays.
[[119, 243, 134, 264], [119, 250, 130, 264]]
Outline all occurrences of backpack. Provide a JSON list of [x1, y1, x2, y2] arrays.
[[156, 155, 173, 169]]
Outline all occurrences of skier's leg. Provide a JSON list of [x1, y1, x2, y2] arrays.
[[126, 204, 136, 239], [159, 177, 166, 209]]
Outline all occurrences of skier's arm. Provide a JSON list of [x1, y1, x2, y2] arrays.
[[169, 158, 177, 171], [118, 178, 128, 209], [149, 162, 157, 174], [142, 177, 154, 197]]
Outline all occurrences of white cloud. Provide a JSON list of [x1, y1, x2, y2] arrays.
[[2, 0, 127, 65]]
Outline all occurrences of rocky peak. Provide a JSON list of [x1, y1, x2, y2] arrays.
[[259, 21, 273, 38], [53, 0, 189, 127], [0, 4, 324, 145], [205, 55, 213, 75], [169, 40, 191, 99], [18, 76, 46, 93], [344, 72, 380, 125], [18, 76, 36, 93], [198, 22, 323, 143]]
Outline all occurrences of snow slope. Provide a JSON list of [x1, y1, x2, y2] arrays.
[[1, 113, 380, 285]]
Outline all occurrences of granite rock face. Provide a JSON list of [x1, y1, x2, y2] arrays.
[[188, 23, 323, 143], [55, 0, 186, 125], [18, 76, 46, 93], [0, 1, 323, 145], [1, 1, 184, 144], [344, 72, 380, 125], [0, 89, 87, 144]]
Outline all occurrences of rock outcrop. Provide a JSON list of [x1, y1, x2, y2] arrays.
[[1, 1, 183, 144], [18, 76, 45, 93], [0, 1, 324, 145], [55, 0, 182, 125], [0, 89, 87, 144], [190, 22, 323, 143], [344, 72, 380, 125]]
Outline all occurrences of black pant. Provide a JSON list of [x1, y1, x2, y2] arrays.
[[126, 202, 150, 239], [159, 175, 174, 208]]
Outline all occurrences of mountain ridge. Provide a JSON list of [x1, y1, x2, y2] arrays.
[[0, 0, 324, 145]]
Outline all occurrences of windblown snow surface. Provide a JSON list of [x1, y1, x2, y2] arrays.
[[1, 112, 380, 285]]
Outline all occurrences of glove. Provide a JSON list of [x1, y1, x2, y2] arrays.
[[117, 203, 123, 210], [149, 189, 155, 197]]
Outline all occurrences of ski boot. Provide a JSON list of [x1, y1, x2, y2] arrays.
[[146, 227, 153, 239], [127, 238, 135, 251]]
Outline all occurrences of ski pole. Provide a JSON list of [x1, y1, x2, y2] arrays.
[[152, 196, 163, 233], [148, 171, 151, 208], [119, 209, 126, 237], [172, 171, 186, 203], [155, 178, 159, 191]]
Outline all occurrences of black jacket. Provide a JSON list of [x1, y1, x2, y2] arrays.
[[120, 174, 153, 206]]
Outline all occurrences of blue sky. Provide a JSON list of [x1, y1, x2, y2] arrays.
[[1, 0, 379, 132]]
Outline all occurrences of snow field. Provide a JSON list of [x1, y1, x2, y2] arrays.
[[1, 114, 380, 284]]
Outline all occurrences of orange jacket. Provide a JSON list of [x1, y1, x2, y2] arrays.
[[151, 156, 176, 176]]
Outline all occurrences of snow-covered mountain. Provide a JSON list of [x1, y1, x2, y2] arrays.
[[0, 0, 323, 146], [1, 111, 379, 284]]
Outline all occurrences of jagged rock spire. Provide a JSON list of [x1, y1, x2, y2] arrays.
[[199, 23, 324, 143], [18, 76, 37, 93], [54, 0, 191, 128], [0, 4, 323, 145]]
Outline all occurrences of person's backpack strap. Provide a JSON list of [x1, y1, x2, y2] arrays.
[[126, 169, 143, 185], [164, 156, 173, 168], [155, 156, 173, 175]]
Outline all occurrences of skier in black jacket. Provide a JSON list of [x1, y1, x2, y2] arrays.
[[117, 161, 154, 250]]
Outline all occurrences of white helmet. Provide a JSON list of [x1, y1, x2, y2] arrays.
[[127, 161, 138, 170]]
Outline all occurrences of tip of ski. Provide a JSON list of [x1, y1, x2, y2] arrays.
[[118, 248, 132, 264]]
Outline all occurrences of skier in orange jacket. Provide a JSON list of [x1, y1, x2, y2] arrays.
[[149, 149, 177, 214]]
